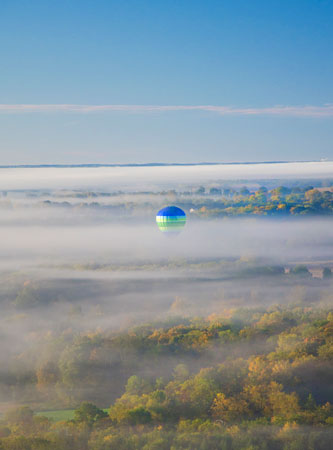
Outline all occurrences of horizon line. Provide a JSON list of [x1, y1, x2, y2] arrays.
[[0, 104, 333, 117], [0, 160, 331, 169]]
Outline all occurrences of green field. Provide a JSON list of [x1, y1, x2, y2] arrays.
[[36, 409, 76, 421], [36, 408, 110, 422]]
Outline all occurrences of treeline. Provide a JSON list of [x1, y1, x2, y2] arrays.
[[0, 404, 332, 449], [2, 185, 333, 218], [190, 186, 333, 217], [37, 186, 333, 216], [1, 303, 333, 449]]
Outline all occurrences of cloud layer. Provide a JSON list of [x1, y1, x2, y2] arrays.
[[0, 162, 333, 191], [0, 104, 333, 117]]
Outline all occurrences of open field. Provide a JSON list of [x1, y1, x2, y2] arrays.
[[35, 410, 76, 422], [36, 409, 110, 422]]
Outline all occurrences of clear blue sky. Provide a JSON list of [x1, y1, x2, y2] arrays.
[[0, 0, 332, 164]]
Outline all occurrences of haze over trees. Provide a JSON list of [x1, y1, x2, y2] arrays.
[[0, 170, 333, 449]]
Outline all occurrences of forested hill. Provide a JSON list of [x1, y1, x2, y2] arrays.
[[1, 300, 332, 449]]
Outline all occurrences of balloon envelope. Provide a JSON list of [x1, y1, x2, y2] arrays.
[[156, 206, 186, 234]]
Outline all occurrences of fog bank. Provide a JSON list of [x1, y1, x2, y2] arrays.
[[1, 161, 332, 191]]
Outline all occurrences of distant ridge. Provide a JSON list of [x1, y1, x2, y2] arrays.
[[0, 160, 322, 169]]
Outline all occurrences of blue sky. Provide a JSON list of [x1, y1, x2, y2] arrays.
[[0, 0, 332, 164]]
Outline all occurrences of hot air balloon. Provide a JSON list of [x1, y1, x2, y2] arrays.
[[156, 206, 186, 234]]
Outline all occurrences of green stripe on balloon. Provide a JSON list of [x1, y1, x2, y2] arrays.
[[156, 206, 186, 234]]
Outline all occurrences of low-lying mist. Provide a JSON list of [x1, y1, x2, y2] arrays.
[[0, 209, 332, 266], [0, 166, 332, 437]]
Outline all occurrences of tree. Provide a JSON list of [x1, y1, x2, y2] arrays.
[[240, 187, 250, 196], [290, 265, 311, 277], [74, 402, 108, 426], [126, 407, 152, 425], [125, 375, 151, 395], [36, 361, 60, 396], [209, 187, 222, 195], [258, 186, 267, 194], [305, 189, 321, 202], [271, 186, 290, 196], [196, 186, 205, 195], [323, 267, 332, 279], [211, 393, 250, 422], [5, 406, 34, 426], [305, 393, 316, 411], [173, 364, 189, 382], [14, 284, 41, 309], [267, 382, 300, 420]]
